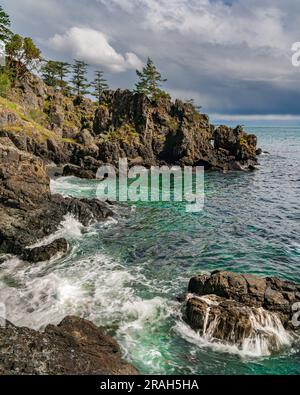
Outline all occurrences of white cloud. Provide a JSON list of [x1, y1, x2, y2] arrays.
[[48, 26, 143, 72]]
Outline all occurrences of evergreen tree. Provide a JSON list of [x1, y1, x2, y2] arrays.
[[91, 70, 108, 103], [0, 6, 12, 43], [71, 60, 90, 97], [6, 34, 41, 80], [56, 61, 71, 92], [41, 60, 60, 88], [135, 57, 168, 101]]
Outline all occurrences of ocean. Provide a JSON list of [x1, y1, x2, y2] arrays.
[[0, 126, 299, 374]]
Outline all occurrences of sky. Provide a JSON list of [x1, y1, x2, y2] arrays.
[[2, 0, 300, 122]]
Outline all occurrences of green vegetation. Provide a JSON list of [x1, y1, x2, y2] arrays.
[[71, 60, 90, 97], [99, 123, 140, 145], [1, 7, 174, 106], [6, 34, 41, 81], [0, 5, 12, 43], [42, 60, 71, 92], [0, 70, 10, 97], [135, 57, 169, 102], [91, 70, 108, 103], [42, 60, 60, 88]]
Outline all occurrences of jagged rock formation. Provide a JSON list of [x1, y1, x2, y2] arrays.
[[181, 271, 300, 355], [0, 316, 138, 375], [0, 72, 258, 178], [0, 142, 113, 259]]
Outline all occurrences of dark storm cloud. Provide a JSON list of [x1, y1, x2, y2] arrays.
[[2, 0, 300, 118]]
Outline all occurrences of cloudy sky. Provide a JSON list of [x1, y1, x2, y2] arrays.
[[2, 0, 300, 121]]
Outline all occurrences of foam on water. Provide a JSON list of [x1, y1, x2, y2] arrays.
[[29, 214, 84, 248]]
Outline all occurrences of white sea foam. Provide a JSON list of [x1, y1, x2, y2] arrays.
[[175, 300, 293, 358], [28, 214, 84, 249]]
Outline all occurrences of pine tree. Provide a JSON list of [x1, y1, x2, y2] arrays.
[[71, 60, 90, 97], [0, 6, 12, 43], [56, 61, 71, 92], [135, 57, 168, 101], [6, 34, 41, 80], [41, 60, 60, 88], [91, 70, 108, 103]]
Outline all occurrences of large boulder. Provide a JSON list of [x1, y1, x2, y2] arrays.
[[183, 271, 300, 354], [0, 316, 138, 375], [188, 271, 300, 327], [185, 295, 292, 355]]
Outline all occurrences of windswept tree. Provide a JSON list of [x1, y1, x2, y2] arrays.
[[135, 57, 168, 101], [0, 5, 12, 43], [91, 70, 108, 103], [71, 60, 90, 97], [56, 61, 71, 92], [6, 34, 41, 80]]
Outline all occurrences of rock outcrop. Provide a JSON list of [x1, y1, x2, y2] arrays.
[[181, 271, 300, 355], [0, 73, 258, 178], [0, 316, 138, 375], [0, 143, 113, 258]]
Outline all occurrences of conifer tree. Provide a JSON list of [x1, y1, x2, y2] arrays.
[[56, 61, 71, 92], [71, 60, 90, 97], [0, 6, 12, 43], [135, 57, 168, 101], [6, 34, 41, 80], [41, 60, 60, 88], [91, 70, 108, 103]]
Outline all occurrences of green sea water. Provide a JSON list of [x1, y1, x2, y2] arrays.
[[0, 127, 299, 374]]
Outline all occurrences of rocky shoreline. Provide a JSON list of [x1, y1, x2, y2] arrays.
[[0, 316, 138, 375], [0, 71, 264, 374]]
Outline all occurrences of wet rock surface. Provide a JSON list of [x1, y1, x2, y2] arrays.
[[22, 238, 69, 263], [0, 144, 113, 258], [0, 316, 138, 375], [183, 271, 300, 354]]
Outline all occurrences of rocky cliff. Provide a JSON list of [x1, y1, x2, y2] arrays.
[[0, 71, 258, 179]]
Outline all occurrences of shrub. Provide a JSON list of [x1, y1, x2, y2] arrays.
[[0, 70, 11, 97]]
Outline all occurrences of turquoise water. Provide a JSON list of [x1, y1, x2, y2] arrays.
[[0, 127, 299, 374]]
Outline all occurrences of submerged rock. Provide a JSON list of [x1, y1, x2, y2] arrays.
[[183, 271, 300, 355], [0, 316, 138, 375]]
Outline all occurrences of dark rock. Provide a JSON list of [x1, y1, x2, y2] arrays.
[[185, 295, 289, 353], [0, 316, 138, 375], [187, 271, 300, 330], [0, 144, 113, 258], [256, 148, 263, 155], [22, 238, 69, 263], [62, 164, 95, 179]]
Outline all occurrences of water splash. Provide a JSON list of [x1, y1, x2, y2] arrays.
[[177, 295, 293, 357]]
